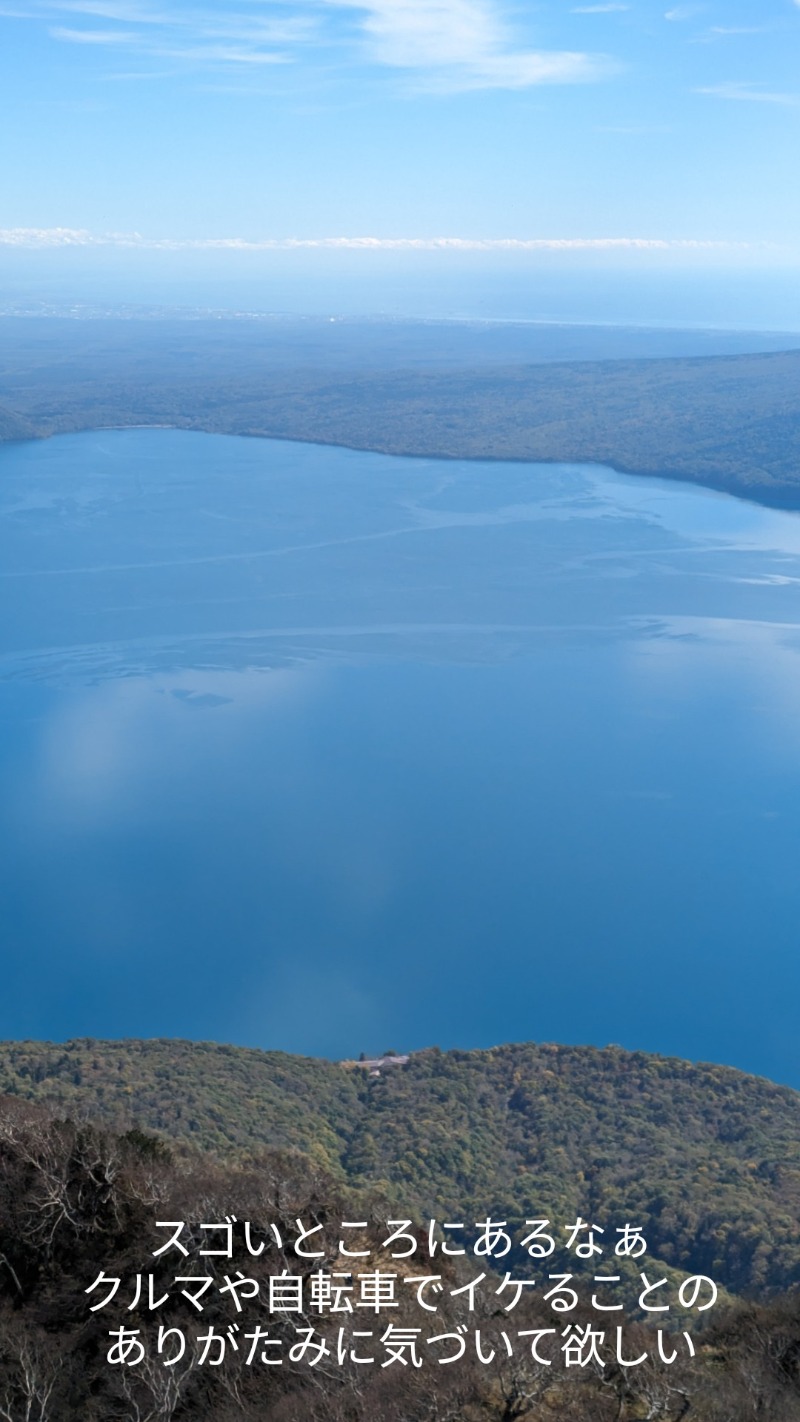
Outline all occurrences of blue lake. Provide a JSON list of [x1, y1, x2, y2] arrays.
[[3, 429, 800, 1083]]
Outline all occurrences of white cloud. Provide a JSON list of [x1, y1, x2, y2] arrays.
[[340, 0, 503, 69], [0, 227, 750, 251], [320, 0, 609, 89], [156, 43, 289, 64], [5, 1, 316, 66], [692, 26, 770, 43], [697, 82, 798, 106], [51, 0, 170, 19], [429, 51, 605, 89], [1, 0, 613, 88], [49, 24, 137, 41]]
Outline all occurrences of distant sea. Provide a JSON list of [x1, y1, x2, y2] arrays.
[[3, 255, 800, 333], [3, 429, 800, 1083]]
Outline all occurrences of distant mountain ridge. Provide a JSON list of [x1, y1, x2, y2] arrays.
[[1, 1036, 799, 1297]]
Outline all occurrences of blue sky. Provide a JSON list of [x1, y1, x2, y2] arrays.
[[2, 1, 798, 244], [1, 0, 799, 313]]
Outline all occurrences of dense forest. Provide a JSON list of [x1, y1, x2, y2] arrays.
[[2, 1038, 800, 1301], [2, 1067, 800, 1420], [1, 317, 800, 506]]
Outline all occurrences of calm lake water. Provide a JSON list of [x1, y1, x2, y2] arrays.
[[3, 429, 800, 1083]]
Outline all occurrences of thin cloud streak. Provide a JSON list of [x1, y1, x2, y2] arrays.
[[48, 26, 293, 61], [0, 228, 752, 252], [697, 82, 799, 106], [51, 0, 170, 18], [6, 1, 321, 67], [49, 24, 137, 40], [691, 27, 771, 45]]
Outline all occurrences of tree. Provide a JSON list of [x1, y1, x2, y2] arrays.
[[0, 1315, 63, 1422]]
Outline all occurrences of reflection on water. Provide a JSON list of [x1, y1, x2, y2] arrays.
[[2, 430, 800, 1082]]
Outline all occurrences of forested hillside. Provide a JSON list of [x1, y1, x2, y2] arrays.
[[2, 318, 800, 505], [2, 1038, 799, 1297], [3, 1096, 800, 1421]]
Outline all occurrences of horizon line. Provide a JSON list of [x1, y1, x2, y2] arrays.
[[0, 229, 756, 254]]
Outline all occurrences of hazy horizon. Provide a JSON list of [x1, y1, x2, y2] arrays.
[[3, 253, 800, 333]]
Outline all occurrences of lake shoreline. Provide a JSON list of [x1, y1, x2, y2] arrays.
[[3, 418, 800, 516]]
